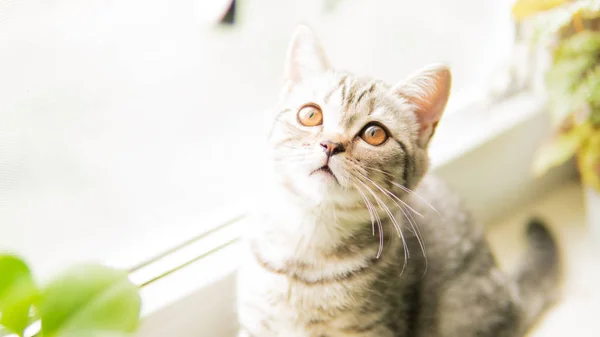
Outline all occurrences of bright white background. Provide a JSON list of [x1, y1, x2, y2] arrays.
[[0, 0, 513, 279]]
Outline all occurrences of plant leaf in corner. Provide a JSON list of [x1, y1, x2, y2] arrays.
[[0, 255, 39, 337], [533, 123, 591, 176], [38, 264, 141, 337]]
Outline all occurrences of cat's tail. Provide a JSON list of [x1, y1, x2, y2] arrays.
[[515, 217, 561, 331]]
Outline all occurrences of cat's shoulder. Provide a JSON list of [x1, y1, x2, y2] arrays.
[[414, 174, 461, 204], [411, 174, 479, 234]]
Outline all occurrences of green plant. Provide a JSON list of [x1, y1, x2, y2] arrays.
[[0, 254, 141, 337], [513, 0, 600, 192]]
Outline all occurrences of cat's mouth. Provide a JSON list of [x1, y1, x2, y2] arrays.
[[310, 165, 339, 184]]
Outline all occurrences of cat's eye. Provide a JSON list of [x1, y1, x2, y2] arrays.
[[360, 124, 388, 146], [297, 104, 323, 127]]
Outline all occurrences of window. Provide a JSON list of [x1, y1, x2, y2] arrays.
[[0, 0, 519, 283]]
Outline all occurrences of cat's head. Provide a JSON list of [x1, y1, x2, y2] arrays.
[[266, 25, 451, 207]]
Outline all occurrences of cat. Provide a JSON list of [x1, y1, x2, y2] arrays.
[[236, 25, 560, 337]]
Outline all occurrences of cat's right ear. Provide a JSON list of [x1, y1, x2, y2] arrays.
[[391, 64, 452, 148], [283, 25, 330, 91]]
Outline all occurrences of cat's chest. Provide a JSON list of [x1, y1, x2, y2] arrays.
[[238, 255, 388, 337], [239, 245, 375, 311], [237, 235, 403, 322]]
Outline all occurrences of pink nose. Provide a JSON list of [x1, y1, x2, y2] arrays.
[[320, 141, 345, 157]]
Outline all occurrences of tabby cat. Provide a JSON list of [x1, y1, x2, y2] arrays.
[[236, 25, 560, 337]]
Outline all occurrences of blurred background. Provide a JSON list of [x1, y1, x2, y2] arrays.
[[0, 0, 516, 277], [0, 0, 598, 336]]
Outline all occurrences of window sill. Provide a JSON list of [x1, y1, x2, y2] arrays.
[[132, 90, 577, 337]]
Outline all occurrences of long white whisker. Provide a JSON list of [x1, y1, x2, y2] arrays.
[[352, 173, 408, 274], [400, 201, 428, 278], [357, 164, 439, 215], [390, 181, 439, 215], [351, 165, 424, 218], [352, 179, 384, 258], [354, 182, 375, 235], [352, 168, 428, 277], [358, 164, 394, 177]]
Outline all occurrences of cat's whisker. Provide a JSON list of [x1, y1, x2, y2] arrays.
[[343, 161, 427, 260], [352, 179, 384, 258], [352, 173, 408, 274], [354, 164, 438, 215], [352, 178, 385, 259], [400, 201, 428, 278], [277, 144, 314, 151], [354, 174, 406, 244], [348, 162, 424, 218], [357, 164, 395, 178], [352, 168, 429, 274], [389, 181, 439, 215]]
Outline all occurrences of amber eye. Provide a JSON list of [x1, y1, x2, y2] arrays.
[[297, 104, 323, 127], [361, 124, 388, 146]]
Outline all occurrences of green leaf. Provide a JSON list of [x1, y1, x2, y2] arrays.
[[531, 0, 600, 44], [591, 106, 600, 125], [553, 31, 600, 60], [577, 129, 600, 192], [533, 124, 591, 176], [544, 32, 600, 127], [0, 255, 39, 336], [579, 66, 600, 110], [546, 55, 594, 125], [38, 264, 141, 337]]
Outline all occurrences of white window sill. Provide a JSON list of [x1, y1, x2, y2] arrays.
[[131, 90, 577, 337]]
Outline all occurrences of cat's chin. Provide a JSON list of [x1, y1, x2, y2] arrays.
[[289, 176, 350, 207], [309, 165, 339, 185]]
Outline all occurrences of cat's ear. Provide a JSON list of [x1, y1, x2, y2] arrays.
[[283, 25, 330, 89], [392, 64, 451, 148]]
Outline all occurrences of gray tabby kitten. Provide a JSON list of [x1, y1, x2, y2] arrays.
[[236, 26, 560, 337]]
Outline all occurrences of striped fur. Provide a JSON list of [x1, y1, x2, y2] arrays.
[[236, 26, 560, 337]]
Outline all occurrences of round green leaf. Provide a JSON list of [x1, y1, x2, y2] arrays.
[[38, 264, 141, 337], [0, 255, 38, 336]]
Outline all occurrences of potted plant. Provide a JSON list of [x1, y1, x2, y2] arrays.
[[512, 0, 600, 231], [0, 254, 141, 337]]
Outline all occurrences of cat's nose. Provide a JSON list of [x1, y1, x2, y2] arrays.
[[320, 141, 345, 157]]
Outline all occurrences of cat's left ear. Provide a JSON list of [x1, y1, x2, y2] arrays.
[[283, 25, 330, 90], [392, 64, 452, 148]]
